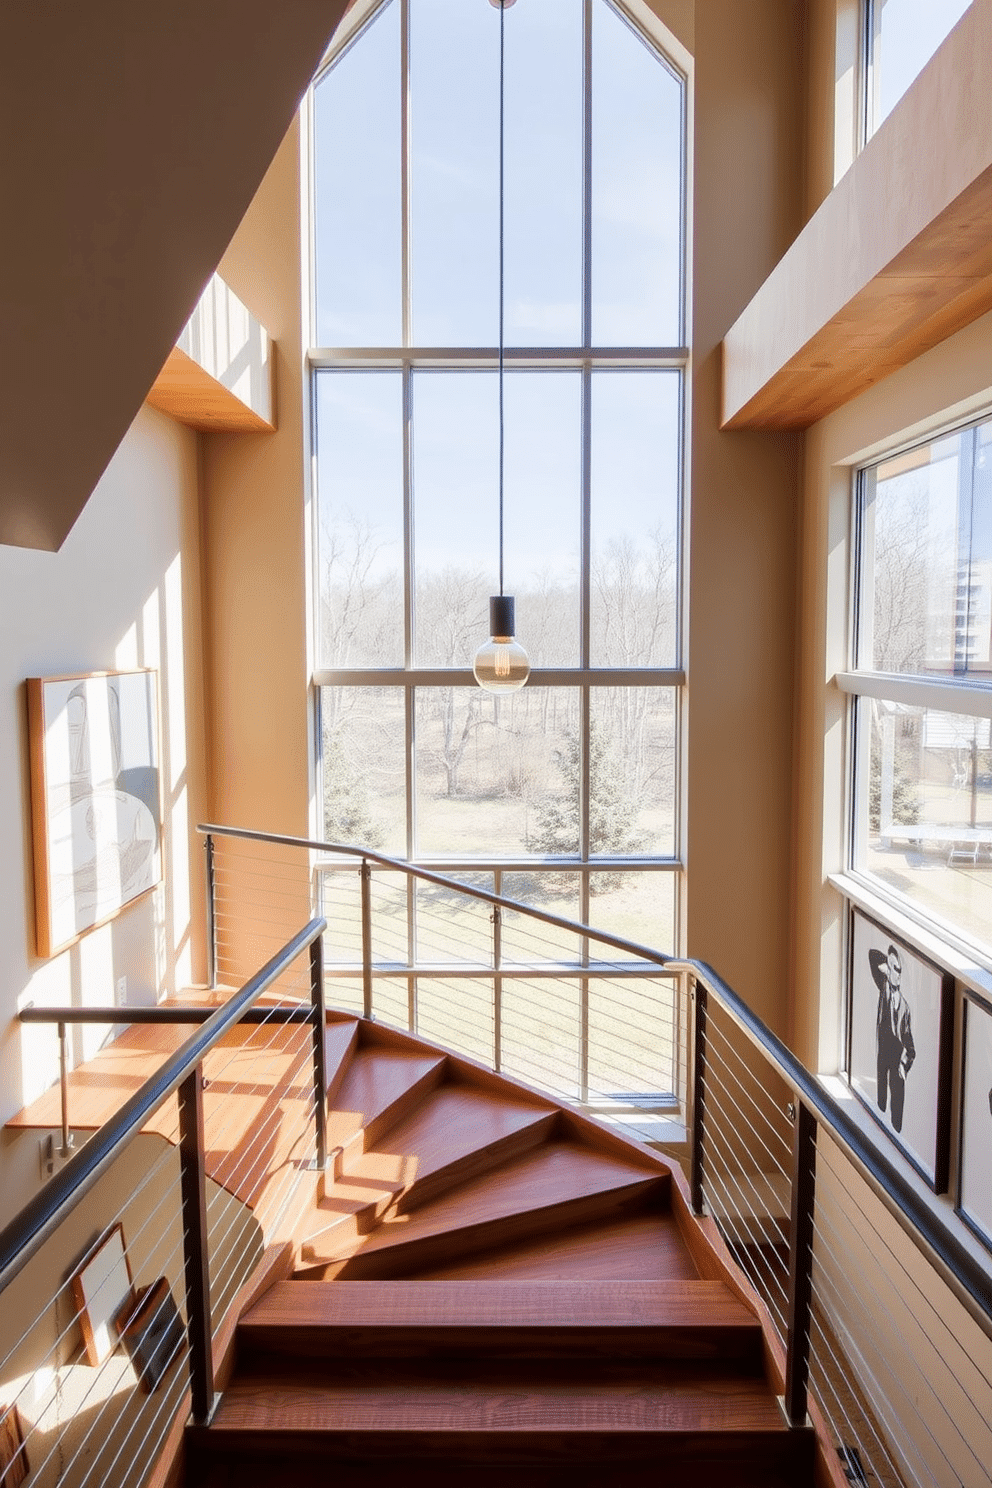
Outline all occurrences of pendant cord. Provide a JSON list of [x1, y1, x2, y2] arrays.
[[498, 0, 505, 598]]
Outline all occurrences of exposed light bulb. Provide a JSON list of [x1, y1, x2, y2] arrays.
[[474, 596, 530, 694]]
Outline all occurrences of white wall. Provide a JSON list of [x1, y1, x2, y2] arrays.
[[0, 406, 208, 1140]]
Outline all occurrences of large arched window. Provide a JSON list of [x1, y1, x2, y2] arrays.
[[308, 0, 687, 1088]]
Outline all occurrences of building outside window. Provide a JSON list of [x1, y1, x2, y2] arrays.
[[846, 414, 992, 959]]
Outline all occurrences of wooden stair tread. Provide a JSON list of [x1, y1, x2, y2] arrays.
[[238, 1279, 763, 1363], [205, 1363, 792, 1437], [306, 1089, 559, 1246], [324, 1018, 359, 1105], [410, 1211, 699, 1280], [299, 1142, 666, 1272], [326, 1047, 447, 1154], [245, 1277, 754, 1330]]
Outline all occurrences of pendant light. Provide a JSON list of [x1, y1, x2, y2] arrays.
[[474, 0, 529, 694]]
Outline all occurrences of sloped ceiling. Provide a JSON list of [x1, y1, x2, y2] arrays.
[[0, 0, 349, 551]]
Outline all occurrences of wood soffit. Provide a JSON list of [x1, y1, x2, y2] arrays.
[[721, 0, 992, 432], [147, 347, 276, 435]]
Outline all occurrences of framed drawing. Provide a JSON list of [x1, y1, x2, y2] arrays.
[[70, 1223, 135, 1366], [847, 908, 953, 1191], [28, 670, 162, 958], [958, 993, 992, 1252]]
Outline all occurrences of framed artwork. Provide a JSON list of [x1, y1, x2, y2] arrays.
[[847, 908, 953, 1191], [70, 1223, 135, 1367], [958, 993, 992, 1252], [28, 670, 162, 958], [120, 1278, 185, 1393]]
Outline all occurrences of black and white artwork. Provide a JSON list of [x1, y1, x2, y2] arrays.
[[848, 909, 953, 1190], [959, 994, 992, 1250], [28, 670, 162, 957]]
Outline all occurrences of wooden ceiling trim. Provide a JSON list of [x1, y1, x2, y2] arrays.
[[721, 0, 992, 431]]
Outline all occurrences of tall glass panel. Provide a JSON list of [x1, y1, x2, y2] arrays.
[[412, 372, 495, 666], [870, 0, 972, 132], [503, 0, 583, 345], [321, 685, 406, 853], [415, 687, 580, 858], [415, 873, 493, 964], [858, 700, 992, 956], [861, 420, 992, 678], [410, 0, 499, 345], [589, 688, 677, 858], [590, 371, 680, 667], [313, 2, 401, 345], [413, 371, 581, 667], [316, 372, 405, 670], [591, 0, 683, 346], [501, 978, 581, 1099]]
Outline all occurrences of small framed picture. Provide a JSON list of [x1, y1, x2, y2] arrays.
[[70, 1223, 135, 1366], [119, 1278, 186, 1393], [847, 908, 953, 1190], [958, 993, 992, 1252]]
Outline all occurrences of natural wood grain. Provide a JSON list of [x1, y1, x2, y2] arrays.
[[325, 1047, 448, 1161], [147, 346, 274, 433], [299, 1143, 667, 1278], [408, 1210, 699, 1281], [721, 0, 992, 429], [238, 1278, 763, 1364]]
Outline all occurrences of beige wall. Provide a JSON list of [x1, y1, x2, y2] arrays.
[[794, 309, 992, 1071], [0, 408, 209, 1144], [687, 0, 806, 1037]]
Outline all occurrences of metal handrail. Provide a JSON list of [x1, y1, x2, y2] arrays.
[[201, 823, 992, 1346], [687, 958, 992, 1347], [198, 821, 676, 969], [0, 916, 325, 1295]]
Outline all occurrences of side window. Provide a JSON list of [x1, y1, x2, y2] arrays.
[[864, 0, 972, 138], [849, 416, 992, 956]]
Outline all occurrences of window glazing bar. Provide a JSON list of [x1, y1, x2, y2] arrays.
[[835, 670, 992, 719], [308, 346, 689, 368], [315, 668, 686, 688]]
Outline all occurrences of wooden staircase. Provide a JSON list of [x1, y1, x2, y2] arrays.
[[184, 1013, 815, 1487]]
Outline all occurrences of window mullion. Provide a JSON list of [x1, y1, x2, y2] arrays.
[[401, 0, 411, 348]]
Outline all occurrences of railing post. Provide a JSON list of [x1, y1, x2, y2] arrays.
[[784, 1099, 817, 1426], [361, 859, 373, 1019], [310, 935, 327, 1170], [57, 1022, 73, 1159], [492, 905, 502, 1073], [178, 1067, 215, 1426], [690, 980, 707, 1215], [204, 833, 217, 990]]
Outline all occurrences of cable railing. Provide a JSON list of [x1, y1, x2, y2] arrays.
[[690, 963, 992, 1488], [202, 822, 992, 1488], [202, 822, 689, 1145], [4, 820, 990, 1488], [0, 916, 326, 1488]]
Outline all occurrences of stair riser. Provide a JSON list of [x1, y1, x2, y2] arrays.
[[237, 1323, 764, 1367], [190, 1427, 815, 1472], [198, 1459, 805, 1488], [390, 1110, 559, 1215], [305, 1111, 561, 1259], [296, 1176, 666, 1281]]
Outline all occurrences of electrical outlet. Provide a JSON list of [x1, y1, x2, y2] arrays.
[[115, 976, 127, 1007]]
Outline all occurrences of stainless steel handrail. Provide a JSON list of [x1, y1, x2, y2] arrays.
[[201, 822, 992, 1345], [0, 916, 325, 1295], [198, 821, 675, 968]]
